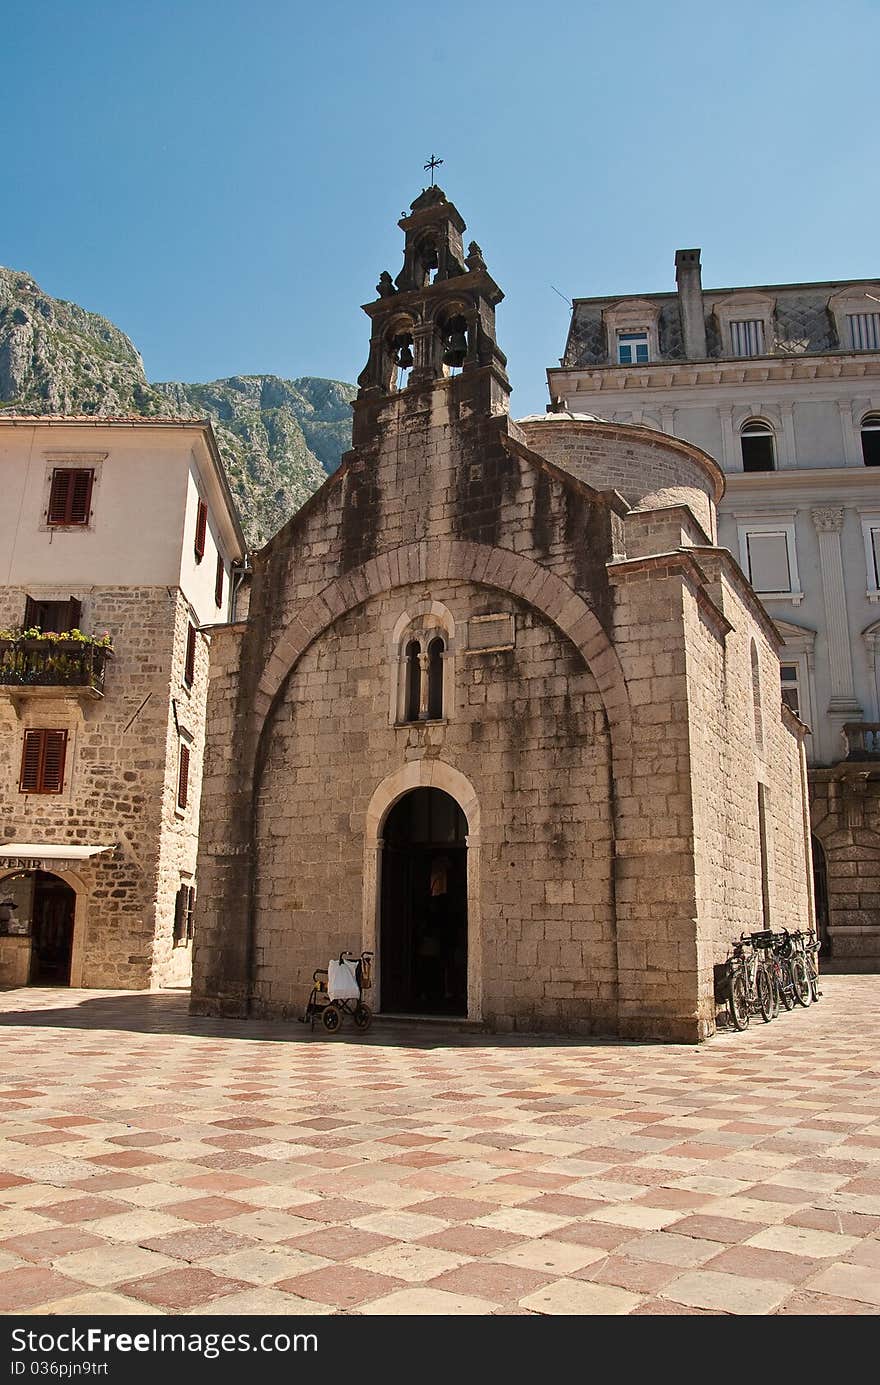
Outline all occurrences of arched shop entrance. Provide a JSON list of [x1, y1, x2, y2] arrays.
[[380, 788, 468, 1016], [0, 871, 77, 985]]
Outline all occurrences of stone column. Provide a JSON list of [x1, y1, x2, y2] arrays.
[[811, 506, 863, 740]]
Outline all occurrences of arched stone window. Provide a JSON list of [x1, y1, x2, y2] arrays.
[[861, 413, 880, 467], [751, 640, 763, 750], [385, 318, 415, 393], [741, 419, 776, 472], [404, 640, 421, 722], [427, 636, 445, 719], [393, 603, 455, 726]]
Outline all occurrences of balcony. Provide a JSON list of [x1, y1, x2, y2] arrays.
[[0, 639, 112, 700], [843, 722, 880, 761]]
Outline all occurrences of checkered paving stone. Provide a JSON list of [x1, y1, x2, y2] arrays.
[[1, 979, 879, 1315]]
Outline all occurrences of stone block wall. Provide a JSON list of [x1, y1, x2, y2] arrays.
[[606, 557, 703, 1039], [810, 770, 880, 966], [0, 584, 208, 988], [680, 560, 813, 1025], [151, 591, 211, 988], [249, 581, 615, 1034]]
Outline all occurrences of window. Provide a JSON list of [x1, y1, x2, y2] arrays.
[[862, 414, 880, 467], [214, 553, 224, 609], [173, 884, 195, 945], [47, 468, 93, 526], [19, 729, 67, 794], [867, 527, 880, 590], [184, 623, 197, 688], [740, 419, 776, 472], [23, 596, 81, 633], [194, 499, 208, 562], [751, 641, 763, 751], [730, 319, 765, 358], [780, 663, 800, 715], [427, 637, 445, 720], [617, 331, 649, 365], [757, 783, 771, 929], [177, 739, 191, 810], [848, 313, 880, 351], [404, 640, 421, 723], [745, 531, 791, 593]]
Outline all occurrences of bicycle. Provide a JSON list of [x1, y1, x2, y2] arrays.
[[803, 929, 822, 1002], [721, 935, 775, 1030], [788, 930, 814, 1008], [767, 930, 797, 1012]]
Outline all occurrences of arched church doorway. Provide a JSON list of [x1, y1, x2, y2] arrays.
[[812, 835, 830, 956], [380, 788, 467, 1016]]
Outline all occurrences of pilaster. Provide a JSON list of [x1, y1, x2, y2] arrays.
[[811, 506, 862, 728]]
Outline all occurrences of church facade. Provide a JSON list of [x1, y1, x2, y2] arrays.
[[191, 190, 814, 1042]]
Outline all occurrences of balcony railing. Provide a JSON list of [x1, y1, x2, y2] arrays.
[[0, 640, 112, 697], [843, 722, 880, 760]]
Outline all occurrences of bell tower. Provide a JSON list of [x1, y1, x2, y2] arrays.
[[354, 186, 509, 444]]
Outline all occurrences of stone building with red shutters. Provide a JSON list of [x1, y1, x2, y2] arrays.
[[0, 417, 246, 991], [191, 188, 814, 1041]]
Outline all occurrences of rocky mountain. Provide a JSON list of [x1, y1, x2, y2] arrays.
[[0, 265, 355, 546]]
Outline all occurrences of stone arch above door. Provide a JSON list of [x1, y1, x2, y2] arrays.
[[361, 760, 483, 1019], [254, 539, 631, 744]]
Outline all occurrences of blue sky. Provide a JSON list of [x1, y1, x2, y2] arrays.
[[5, 0, 878, 414]]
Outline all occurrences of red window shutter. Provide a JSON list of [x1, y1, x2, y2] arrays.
[[186, 886, 196, 939], [48, 469, 93, 525], [214, 553, 224, 609], [19, 729, 67, 793], [69, 470, 93, 524], [19, 731, 42, 792], [41, 731, 67, 792], [177, 742, 190, 809], [47, 470, 73, 524], [184, 623, 197, 686], [67, 597, 82, 631], [194, 500, 208, 561]]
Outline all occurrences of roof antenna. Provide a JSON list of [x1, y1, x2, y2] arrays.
[[550, 285, 573, 308]]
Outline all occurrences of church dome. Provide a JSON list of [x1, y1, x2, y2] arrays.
[[516, 409, 607, 423]]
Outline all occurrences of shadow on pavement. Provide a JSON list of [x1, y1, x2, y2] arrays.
[[0, 987, 625, 1051]]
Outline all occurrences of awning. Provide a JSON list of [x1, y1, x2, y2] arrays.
[[0, 843, 114, 862]]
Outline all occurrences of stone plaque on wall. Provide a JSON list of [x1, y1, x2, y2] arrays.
[[466, 614, 515, 651]]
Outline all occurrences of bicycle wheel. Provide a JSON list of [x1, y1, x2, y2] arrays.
[[729, 971, 750, 1031], [777, 959, 796, 1012], [809, 965, 820, 1003], [769, 965, 780, 1018], [756, 965, 775, 1023], [791, 956, 811, 1007]]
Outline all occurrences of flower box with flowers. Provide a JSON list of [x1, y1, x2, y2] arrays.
[[0, 629, 113, 693]]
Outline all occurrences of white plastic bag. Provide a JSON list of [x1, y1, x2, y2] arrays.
[[327, 958, 360, 1001]]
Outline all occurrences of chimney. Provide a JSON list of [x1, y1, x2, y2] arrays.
[[675, 248, 707, 360]]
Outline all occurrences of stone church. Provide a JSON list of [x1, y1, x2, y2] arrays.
[[191, 188, 814, 1041]]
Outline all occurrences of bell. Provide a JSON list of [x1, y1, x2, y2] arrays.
[[442, 330, 468, 367], [396, 342, 414, 369]]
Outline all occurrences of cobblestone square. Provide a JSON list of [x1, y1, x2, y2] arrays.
[[1, 977, 878, 1316]]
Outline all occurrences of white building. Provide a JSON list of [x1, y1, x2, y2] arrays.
[[548, 257, 880, 968], [0, 417, 246, 990]]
